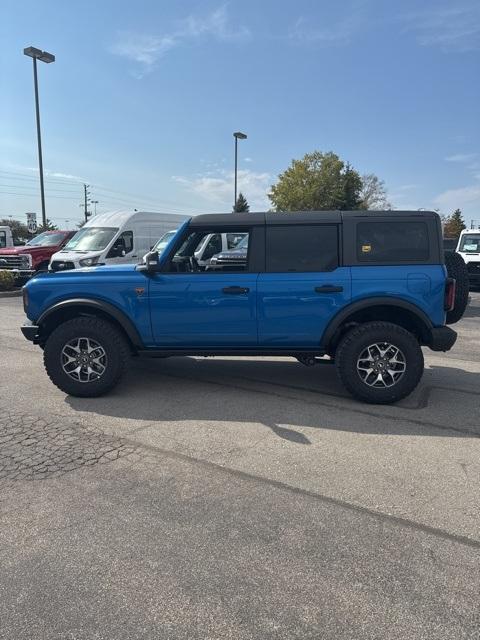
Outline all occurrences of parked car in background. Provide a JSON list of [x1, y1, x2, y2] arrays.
[[0, 230, 75, 283], [208, 234, 249, 270], [0, 226, 14, 249], [456, 228, 480, 286], [145, 230, 248, 266], [50, 211, 189, 272]]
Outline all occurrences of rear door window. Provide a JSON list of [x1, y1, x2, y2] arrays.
[[356, 221, 429, 262], [266, 225, 339, 272]]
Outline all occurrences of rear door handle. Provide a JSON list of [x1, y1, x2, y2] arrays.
[[315, 285, 344, 293], [222, 286, 250, 294]]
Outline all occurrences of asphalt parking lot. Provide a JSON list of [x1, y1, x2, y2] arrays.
[[1, 293, 479, 639]]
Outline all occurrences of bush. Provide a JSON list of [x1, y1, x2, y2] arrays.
[[0, 270, 16, 291]]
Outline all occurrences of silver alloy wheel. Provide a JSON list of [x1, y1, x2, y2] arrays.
[[356, 342, 406, 388], [61, 337, 107, 383]]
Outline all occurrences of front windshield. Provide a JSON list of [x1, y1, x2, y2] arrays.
[[0, 231, 6, 248], [64, 227, 119, 252], [234, 235, 249, 250], [153, 231, 176, 254], [459, 235, 480, 252], [26, 232, 66, 247]]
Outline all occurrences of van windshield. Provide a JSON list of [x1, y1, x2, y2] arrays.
[[64, 227, 119, 252], [153, 231, 177, 254], [459, 235, 480, 252]]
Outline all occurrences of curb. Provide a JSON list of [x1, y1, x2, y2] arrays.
[[0, 289, 22, 299]]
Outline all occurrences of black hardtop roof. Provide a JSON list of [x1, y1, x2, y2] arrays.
[[189, 210, 439, 227]]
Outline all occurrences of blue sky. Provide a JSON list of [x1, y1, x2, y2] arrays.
[[1, 0, 479, 228]]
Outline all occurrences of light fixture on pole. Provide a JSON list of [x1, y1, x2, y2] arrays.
[[24, 46, 55, 229], [233, 131, 247, 210]]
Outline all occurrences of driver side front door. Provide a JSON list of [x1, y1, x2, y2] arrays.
[[148, 227, 258, 347]]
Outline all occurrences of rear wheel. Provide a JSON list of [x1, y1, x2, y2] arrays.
[[44, 317, 130, 397], [335, 321, 424, 404], [444, 252, 469, 324]]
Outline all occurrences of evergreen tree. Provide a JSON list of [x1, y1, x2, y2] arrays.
[[443, 209, 466, 237], [36, 218, 59, 233], [233, 192, 250, 212]]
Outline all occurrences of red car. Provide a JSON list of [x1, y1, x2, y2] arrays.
[[0, 230, 75, 283]]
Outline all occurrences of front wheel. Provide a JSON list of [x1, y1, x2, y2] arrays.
[[43, 317, 130, 397], [335, 321, 424, 404]]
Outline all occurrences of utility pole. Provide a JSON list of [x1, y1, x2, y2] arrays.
[[83, 184, 91, 222]]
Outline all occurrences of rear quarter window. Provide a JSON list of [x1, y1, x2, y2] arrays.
[[357, 221, 429, 263], [266, 224, 339, 272]]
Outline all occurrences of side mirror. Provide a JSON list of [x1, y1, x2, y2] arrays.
[[137, 250, 159, 273]]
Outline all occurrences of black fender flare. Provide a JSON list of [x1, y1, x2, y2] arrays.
[[319, 296, 434, 350], [37, 298, 144, 348]]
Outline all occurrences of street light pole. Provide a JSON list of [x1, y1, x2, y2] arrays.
[[233, 131, 247, 210], [24, 46, 55, 229]]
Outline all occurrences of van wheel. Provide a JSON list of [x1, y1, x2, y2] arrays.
[[44, 317, 129, 397], [444, 251, 469, 324], [335, 322, 424, 404]]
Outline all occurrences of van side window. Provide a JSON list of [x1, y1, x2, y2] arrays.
[[266, 225, 339, 272], [107, 230, 134, 258], [121, 231, 134, 254], [356, 222, 429, 262]]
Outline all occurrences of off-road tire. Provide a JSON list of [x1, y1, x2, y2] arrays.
[[44, 317, 129, 397], [444, 251, 469, 324], [335, 321, 424, 404]]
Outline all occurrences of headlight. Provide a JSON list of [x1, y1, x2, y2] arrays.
[[21, 254, 32, 268], [79, 256, 100, 267]]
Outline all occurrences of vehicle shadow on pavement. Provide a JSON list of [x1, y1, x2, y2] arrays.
[[66, 356, 480, 443]]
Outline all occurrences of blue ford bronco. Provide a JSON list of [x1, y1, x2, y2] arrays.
[[21, 211, 468, 404]]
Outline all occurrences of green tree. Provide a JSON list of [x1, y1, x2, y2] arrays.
[[443, 209, 466, 237], [268, 151, 377, 212], [0, 218, 30, 245], [233, 192, 250, 212], [36, 218, 59, 233]]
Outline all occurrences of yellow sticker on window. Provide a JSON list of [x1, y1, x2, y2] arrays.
[[361, 244, 372, 253]]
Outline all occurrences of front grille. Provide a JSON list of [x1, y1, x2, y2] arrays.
[[467, 262, 480, 274], [0, 255, 30, 270], [50, 260, 75, 272]]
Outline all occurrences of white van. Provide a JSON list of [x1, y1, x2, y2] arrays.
[[49, 210, 189, 271], [0, 226, 14, 249]]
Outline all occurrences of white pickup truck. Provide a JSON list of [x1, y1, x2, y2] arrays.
[[0, 226, 14, 249]]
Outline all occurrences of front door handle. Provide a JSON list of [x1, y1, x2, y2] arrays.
[[315, 285, 344, 293], [222, 286, 250, 294]]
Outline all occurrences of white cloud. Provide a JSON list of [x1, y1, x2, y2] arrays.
[[289, 13, 361, 46], [109, 6, 250, 77], [434, 184, 480, 213], [244, 157, 253, 163], [172, 169, 272, 210], [445, 153, 478, 163], [402, 5, 480, 52]]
